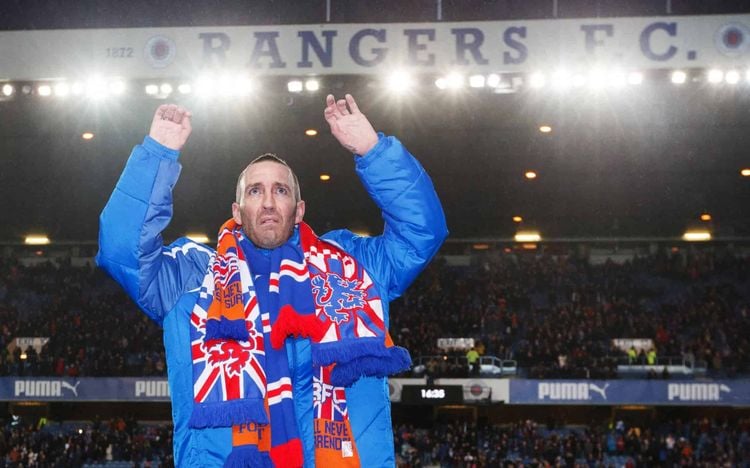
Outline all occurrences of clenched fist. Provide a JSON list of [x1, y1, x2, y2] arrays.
[[149, 104, 192, 151]]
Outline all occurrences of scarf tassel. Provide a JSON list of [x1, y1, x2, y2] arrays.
[[224, 446, 275, 468], [189, 399, 269, 428], [205, 316, 250, 342], [314, 343, 412, 387], [269, 305, 328, 349]]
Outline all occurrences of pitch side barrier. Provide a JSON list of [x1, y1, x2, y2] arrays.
[[3, 378, 748, 406]]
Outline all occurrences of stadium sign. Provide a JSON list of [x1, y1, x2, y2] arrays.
[[0, 14, 748, 79], [511, 379, 750, 406], [0, 378, 171, 401]]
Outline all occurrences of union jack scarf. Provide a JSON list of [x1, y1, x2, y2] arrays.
[[189, 220, 411, 467]]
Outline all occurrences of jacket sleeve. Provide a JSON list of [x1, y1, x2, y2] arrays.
[[322, 134, 448, 303], [95, 136, 213, 326]]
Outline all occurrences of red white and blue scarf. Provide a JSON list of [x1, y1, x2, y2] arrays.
[[188, 220, 410, 467]]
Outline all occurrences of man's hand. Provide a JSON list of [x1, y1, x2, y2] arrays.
[[323, 94, 379, 155], [149, 104, 192, 151]]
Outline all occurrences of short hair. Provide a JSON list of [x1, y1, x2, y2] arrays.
[[235, 153, 301, 205]]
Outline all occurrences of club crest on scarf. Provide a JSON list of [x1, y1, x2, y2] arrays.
[[311, 273, 365, 325]]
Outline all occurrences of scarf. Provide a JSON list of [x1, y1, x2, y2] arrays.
[[189, 220, 410, 467]]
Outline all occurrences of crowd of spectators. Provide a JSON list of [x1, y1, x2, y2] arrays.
[[391, 246, 750, 379], [1, 245, 748, 379], [394, 416, 750, 467], [0, 259, 165, 377], [0, 417, 172, 467]]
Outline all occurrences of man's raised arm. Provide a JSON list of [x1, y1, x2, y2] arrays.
[[322, 94, 448, 301], [96, 105, 210, 325]]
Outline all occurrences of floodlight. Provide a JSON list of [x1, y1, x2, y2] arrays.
[[671, 70, 687, 84], [287, 80, 303, 93], [529, 72, 545, 88], [515, 231, 541, 242], [725, 70, 740, 84], [627, 71, 643, 85], [445, 72, 464, 89], [486, 74, 501, 88], [54, 83, 70, 97], [707, 69, 724, 84], [386, 71, 414, 93], [682, 230, 711, 242], [109, 80, 126, 95], [468, 74, 485, 88]]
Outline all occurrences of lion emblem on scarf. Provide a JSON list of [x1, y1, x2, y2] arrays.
[[311, 273, 365, 325]]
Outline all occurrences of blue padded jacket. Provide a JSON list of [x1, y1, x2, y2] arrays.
[[96, 134, 447, 467]]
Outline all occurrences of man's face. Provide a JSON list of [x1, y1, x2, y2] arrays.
[[232, 161, 305, 249]]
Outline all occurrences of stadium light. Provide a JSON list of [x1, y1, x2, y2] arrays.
[[37, 85, 52, 97], [627, 71, 644, 85], [319, 174, 331, 181], [177, 83, 192, 94], [445, 72, 464, 89], [515, 231, 541, 243], [741, 168, 750, 177], [194, 76, 214, 97], [1, 84, 14, 96], [725, 70, 740, 84], [486, 74, 501, 88], [609, 71, 626, 88], [287, 80, 303, 93], [305, 129, 317, 136], [682, 230, 711, 242], [386, 71, 414, 93], [109, 80, 126, 95], [529, 72, 545, 89], [512, 216, 523, 223], [539, 125, 552, 133], [145, 84, 159, 95], [524, 170, 537, 180], [468, 74, 486, 88], [160, 83, 173, 95], [671, 70, 687, 84], [700, 213, 712, 222], [235, 77, 255, 96], [85, 77, 108, 99], [186, 233, 210, 243], [71, 82, 85, 95], [25, 235, 50, 245], [434, 77, 447, 90], [571, 73, 587, 88], [54, 83, 70, 97], [82, 132, 94, 140], [304, 79, 319, 92], [707, 69, 724, 84], [550, 70, 571, 91], [587, 69, 607, 89]]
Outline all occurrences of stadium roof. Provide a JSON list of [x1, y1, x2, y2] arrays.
[[1, 1, 749, 243]]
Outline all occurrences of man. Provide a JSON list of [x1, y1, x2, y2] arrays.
[[97, 94, 447, 467]]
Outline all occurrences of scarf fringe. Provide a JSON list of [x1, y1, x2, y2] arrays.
[[269, 305, 328, 349], [224, 446, 274, 468], [205, 316, 250, 342], [189, 399, 269, 428], [330, 345, 412, 388], [311, 337, 391, 367]]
